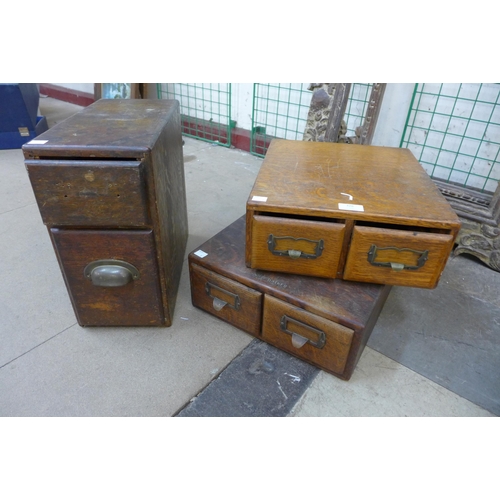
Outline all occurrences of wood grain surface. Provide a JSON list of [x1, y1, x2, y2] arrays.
[[250, 215, 345, 278], [262, 294, 354, 375], [25, 100, 188, 326], [247, 139, 462, 227], [344, 226, 455, 288], [189, 216, 392, 379], [51, 229, 164, 326]]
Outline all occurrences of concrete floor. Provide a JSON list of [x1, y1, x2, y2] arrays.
[[0, 96, 497, 417]]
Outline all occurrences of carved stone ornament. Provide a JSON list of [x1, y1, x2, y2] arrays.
[[435, 179, 500, 272]]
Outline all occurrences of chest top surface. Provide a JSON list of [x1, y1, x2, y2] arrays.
[[22, 99, 179, 159], [248, 139, 460, 227]]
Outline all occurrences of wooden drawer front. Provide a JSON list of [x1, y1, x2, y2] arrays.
[[50, 229, 163, 326], [250, 215, 345, 278], [262, 295, 354, 375], [344, 226, 455, 288], [190, 263, 262, 336], [26, 160, 149, 227]]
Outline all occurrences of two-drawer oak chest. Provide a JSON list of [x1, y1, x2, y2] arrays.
[[246, 139, 461, 288], [189, 216, 391, 380], [23, 99, 188, 326]]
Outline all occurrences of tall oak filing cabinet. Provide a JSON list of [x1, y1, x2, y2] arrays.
[[23, 99, 188, 327]]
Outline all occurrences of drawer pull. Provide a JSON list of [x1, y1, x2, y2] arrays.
[[84, 259, 140, 287], [205, 282, 241, 311], [280, 315, 326, 349], [268, 234, 324, 259], [367, 244, 429, 271]]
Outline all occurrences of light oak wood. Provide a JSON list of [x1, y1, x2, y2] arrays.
[[344, 226, 455, 288], [246, 139, 461, 288], [250, 215, 345, 278]]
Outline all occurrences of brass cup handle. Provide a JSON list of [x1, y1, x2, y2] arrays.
[[84, 259, 140, 287]]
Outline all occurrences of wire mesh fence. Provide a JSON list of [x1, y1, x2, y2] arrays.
[[400, 83, 500, 194], [157, 83, 233, 147], [250, 83, 374, 157]]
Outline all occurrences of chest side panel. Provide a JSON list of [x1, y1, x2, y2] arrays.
[[147, 106, 188, 321]]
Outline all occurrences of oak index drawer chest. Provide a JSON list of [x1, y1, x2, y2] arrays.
[[23, 99, 188, 326], [246, 139, 461, 288], [189, 216, 391, 380]]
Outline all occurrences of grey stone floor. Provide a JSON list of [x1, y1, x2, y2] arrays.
[[0, 96, 497, 417]]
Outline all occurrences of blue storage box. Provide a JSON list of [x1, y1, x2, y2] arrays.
[[0, 83, 49, 149]]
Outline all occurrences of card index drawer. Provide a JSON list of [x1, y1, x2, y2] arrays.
[[250, 215, 345, 278], [190, 263, 263, 336], [50, 228, 164, 326], [262, 295, 354, 376], [26, 160, 150, 227], [343, 225, 456, 288]]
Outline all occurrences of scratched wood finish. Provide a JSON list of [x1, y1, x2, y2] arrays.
[[51, 229, 163, 326], [190, 264, 262, 336], [23, 99, 188, 326], [250, 215, 345, 278], [189, 216, 391, 380], [25, 160, 149, 227], [246, 139, 461, 288], [262, 295, 354, 375], [344, 226, 455, 288]]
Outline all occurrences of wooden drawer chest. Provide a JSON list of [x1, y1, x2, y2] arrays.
[[23, 99, 188, 326], [246, 139, 461, 288], [189, 216, 391, 380]]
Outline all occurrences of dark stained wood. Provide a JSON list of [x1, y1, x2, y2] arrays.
[[190, 264, 262, 336], [189, 216, 392, 380], [246, 139, 462, 288], [25, 160, 149, 227], [22, 99, 178, 159], [51, 229, 163, 326], [24, 99, 188, 327], [435, 179, 500, 272], [357, 83, 387, 145], [262, 294, 354, 375], [324, 83, 351, 143], [146, 106, 189, 322]]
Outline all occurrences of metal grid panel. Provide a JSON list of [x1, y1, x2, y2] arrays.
[[344, 83, 372, 136], [401, 83, 500, 194], [157, 83, 232, 147], [250, 83, 373, 157]]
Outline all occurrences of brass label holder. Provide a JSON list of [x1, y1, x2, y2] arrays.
[[205, 282, 241, 311], [280, 314, 326, 349], [367, 244, 428, 271], [268, 234, 324, 260]]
